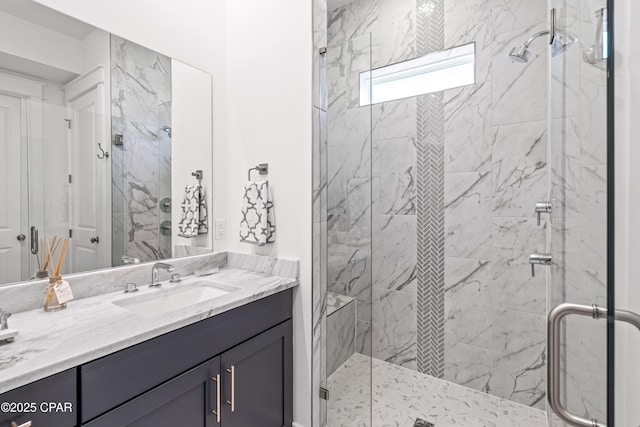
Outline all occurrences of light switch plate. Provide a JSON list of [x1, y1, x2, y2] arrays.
[[215, 219, 226, 240]]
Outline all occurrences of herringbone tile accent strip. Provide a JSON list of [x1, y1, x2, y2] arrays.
[[415, 0, 445, 378]]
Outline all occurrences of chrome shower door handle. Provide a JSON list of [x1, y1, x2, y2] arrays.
[[548, 303, 640, 426], [550, 8, 556, 44], [30, 226, 38, 255]]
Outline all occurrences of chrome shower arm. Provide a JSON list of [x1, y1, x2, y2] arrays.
[[523, 30, 551, 48]]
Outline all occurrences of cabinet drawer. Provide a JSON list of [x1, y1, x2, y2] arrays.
[[80, 289, 292, 423], [84, 358, 220, 427], [0, 369, 77, 427]]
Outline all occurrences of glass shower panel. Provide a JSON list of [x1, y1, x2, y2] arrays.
[[322, 32, 373, 427], [549, 0, 608, 425]]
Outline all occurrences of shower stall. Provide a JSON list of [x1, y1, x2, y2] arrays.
[[312, 0, 613, 425]]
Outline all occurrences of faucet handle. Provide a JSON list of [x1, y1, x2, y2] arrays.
[[0, 309, 11, 329], [114, 283, 139, 293]]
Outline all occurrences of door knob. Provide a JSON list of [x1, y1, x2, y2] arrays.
[[16, 234, 26, 242], [90, 236, 100, 244]]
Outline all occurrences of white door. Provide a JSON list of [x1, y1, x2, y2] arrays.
[[0, 94, 24, 283], [68, 88, 108, 273]]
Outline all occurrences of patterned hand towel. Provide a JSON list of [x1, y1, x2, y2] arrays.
[[178, 185, 208, 238], [239, 181, 276, 245]]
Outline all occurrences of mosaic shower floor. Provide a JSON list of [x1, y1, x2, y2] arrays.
[[327, 353, 548, 427]]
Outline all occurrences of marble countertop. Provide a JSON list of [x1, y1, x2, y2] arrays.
[[0, 267, 298, 394]]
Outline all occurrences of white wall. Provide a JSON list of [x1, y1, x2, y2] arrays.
[[171, 60, 214, 252], [615, 0, 640, 425], [34, 0, 229, 253], [0, 11, 83, 74], [33, 1, 314, 425], [224, 1, 313, 425]]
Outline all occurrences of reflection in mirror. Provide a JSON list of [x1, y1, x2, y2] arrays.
[[0, 0, 213, 286]]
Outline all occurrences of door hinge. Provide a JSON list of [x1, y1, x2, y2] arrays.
[[319, 387, 329, 401], [68, 174, 72, 184], [64, 119, 71, 129], [69, 229, 73, 238]]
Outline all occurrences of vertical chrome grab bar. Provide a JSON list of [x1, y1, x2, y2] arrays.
[[30, 226, 38, 255], [549, 303, 640, 426]]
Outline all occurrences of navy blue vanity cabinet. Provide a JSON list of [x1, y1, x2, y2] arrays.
[[0, 369, 77, 427], [221, 320, 292, 427], [79, 289, 293, 426], [83, 357, 221, 427]]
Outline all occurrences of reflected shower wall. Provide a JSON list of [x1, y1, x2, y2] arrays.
[[111, 35, 172, 265]]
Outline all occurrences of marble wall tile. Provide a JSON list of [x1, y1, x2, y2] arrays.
[[492, 217, 547, 314], [327, 35, 373, 114], [579, 372, 607, 422], [375, 0, 415, 67], [444, 171, 492, 259], [328, 106, 371, 179], [356, 320, 374, 356], [492, 26, 548, 125], [378, 289, 417, 369], [372, 98, 417, 142], [551, 117, 581, 218], [373, 215, 417, 293], [125, 181, 159, 243], [491, 0, 547, 37], [377, 137, 416, 215], [327, 298, 356, 375], [444, 257, 492, 348], [444, 341, 492, 393], [327, 0, 379, 47], [347, 178, 372, 229], [491, 309, 546, 408], [492, 120, 547, 217], [444, 0, 492, 75], [443, 80, 492, 173]]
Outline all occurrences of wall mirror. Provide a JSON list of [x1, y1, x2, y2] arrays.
[[0, 0, 213, 286]]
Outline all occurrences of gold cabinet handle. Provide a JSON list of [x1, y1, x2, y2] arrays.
[[211, 374, 221, 423], [225, 366, 235, 412]]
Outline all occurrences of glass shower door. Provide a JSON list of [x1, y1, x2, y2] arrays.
[[317, 31, 373, 427], [547, 1, 611, 425]]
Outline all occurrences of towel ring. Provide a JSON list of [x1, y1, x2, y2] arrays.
[[248, 163, 269, 180]]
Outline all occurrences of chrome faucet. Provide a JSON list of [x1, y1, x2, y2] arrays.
[[149, 262, 175, 287]]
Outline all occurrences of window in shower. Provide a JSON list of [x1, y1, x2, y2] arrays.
[[359, 42, 475, 105]]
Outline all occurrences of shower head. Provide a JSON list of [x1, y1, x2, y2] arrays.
[[507, 30, 576, 63], [508, 45, 531, 63]]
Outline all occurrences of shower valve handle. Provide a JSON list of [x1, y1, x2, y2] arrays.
[[534, 201, 553, 226], [529, 253, 552, 277]]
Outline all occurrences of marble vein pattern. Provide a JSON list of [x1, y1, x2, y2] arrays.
[[111, 34, 172, 263], [327, 353, 547, 427], [0, 252, 299, 394], [327, 295, 356, 375]]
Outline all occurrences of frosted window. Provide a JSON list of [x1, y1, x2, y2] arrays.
[[360, 43, 475, 106]]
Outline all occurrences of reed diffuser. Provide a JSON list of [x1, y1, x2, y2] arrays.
[[42, 236, 73, 312]]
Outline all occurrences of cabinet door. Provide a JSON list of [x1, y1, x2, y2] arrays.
[[221, 320, 292, 427], [0, 369, 76, 427], [84, 358, 221, 427]]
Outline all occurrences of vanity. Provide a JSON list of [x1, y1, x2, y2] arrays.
[[0, 252, 297, 427]]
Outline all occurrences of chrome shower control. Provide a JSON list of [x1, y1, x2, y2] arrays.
[[535, 201, 552, 225], [529, 253, 552, 277]]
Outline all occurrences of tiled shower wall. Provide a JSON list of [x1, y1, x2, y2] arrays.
[[314, 0, 608, 422], [111, 35, 172, 265]]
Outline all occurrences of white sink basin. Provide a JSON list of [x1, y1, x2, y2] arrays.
[[112, 279, 240, 319]]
